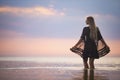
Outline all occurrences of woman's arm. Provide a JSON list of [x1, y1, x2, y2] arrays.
[[101, 39, 107, 45], [73, 27, 86, 48], [73, 38, 83, 47]]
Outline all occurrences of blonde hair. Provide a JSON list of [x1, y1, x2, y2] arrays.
[[86, 16, 97, 40]]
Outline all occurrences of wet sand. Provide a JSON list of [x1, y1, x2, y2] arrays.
[[0, 68, 120, 80], [0, 57, 120, 80]]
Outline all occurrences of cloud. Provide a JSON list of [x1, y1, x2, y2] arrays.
[[0, 6, 65, 16]]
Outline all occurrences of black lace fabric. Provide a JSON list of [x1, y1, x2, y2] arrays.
[[70, 39, 110, 58]]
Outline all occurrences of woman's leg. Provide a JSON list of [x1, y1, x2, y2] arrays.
[[89, 58, 95, 69], [83, 58, 89, 69]]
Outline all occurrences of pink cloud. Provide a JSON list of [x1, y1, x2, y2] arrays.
[[0, 6, 65, 16]]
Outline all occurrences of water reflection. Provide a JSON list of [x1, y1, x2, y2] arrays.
[[83, 69, 94, 80], [89, 69, 94, 80], [73, 69, 109, 80], [83, 69, 88, 80]]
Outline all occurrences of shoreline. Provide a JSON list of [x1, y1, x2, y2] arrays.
[[0, 67, 120, 80], [0, 57, 120, 80]]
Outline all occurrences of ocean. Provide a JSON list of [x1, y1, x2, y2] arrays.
[[0, 56, 120, 80]]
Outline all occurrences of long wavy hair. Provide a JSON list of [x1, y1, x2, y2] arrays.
[[86, 16, 97, 41]]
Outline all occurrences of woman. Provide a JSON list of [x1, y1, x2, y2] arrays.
[[70, 16, 110, 69]]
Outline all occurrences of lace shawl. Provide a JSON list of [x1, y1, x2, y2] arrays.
[[70, 39, 110, 58]]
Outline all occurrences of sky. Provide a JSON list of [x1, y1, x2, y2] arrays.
[[0, 0, 120, 57]]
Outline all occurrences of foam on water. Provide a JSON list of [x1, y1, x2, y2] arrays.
[[0, 56, 120, 71]]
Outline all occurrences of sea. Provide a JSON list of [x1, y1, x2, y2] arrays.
[[0, 56, 120, 70]]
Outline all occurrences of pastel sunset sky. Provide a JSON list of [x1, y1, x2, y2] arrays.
[[0, 0, 120, 57]]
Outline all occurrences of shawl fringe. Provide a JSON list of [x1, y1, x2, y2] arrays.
[[70, 39, 110, 58]]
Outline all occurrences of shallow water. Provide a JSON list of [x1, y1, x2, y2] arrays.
[[0, 56, 120, 80], [0, 56, 120, 70]]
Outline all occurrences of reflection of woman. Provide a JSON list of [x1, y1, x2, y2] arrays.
[[83, 69, 88, 80], [83, 69, 94, 80], [71, 16, 110, 69]]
